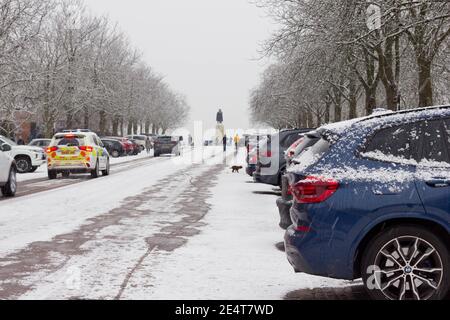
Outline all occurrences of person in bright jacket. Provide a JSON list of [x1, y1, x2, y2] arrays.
[[233, 134, 240, 150]]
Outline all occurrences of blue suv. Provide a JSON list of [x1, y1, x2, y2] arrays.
[[285, 106, 450, 300]]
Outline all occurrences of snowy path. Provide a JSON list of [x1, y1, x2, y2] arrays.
[[0, 147, 356, 300]]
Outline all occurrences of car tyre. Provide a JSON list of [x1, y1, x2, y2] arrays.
[[91, 160, 100, 178], [102, 159, 110, 176], [361, 225, 449, 300], [1, 167, 17, 197], [48, 170, 57, 180], [111, 150, 120, 158], [154, 150, 160, 157], [15, 156, 31, 174]]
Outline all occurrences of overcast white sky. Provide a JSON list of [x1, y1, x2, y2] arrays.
[[85, 0, 276, 131]]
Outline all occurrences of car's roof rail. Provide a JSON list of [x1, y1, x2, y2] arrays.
[[359, 105, 450, 124]]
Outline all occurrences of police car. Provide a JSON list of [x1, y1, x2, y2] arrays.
[[46, 132, 110, 180]]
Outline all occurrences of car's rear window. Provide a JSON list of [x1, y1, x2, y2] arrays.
[[281, 133, 302, 148], [54, 136, 86, 147], [158, 137, 173, 142], [295, 135, 320, 155], [291, 136, 331, 168]]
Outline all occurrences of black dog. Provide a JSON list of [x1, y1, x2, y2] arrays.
[[231, 166, 243, 173]]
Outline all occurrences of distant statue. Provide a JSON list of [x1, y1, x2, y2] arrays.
[[216, 109, 224, 124]]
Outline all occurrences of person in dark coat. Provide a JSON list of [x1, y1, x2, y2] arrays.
[[145, 136, 152, 154], [17, 137, 25, 145], [216, 109, 224, 124], [223, 135, 227, 152]]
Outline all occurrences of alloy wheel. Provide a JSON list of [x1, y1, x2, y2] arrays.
[[16, 159, 30, 173], [373, 236, 444, 300]]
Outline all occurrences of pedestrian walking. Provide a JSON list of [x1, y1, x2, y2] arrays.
[[223, 135, 227, 152], [233, 134, 240, 151], [145, 136, 152, 155]]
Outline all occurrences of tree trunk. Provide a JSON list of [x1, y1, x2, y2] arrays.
[[324, 101, 331, 124], [127, 120, 133, 135], [84, 107, 90, 130], [348, 75, 357, 119], [120, 118, 124, 136], [112, 116, 120, 136], [306, 111, 313, 128], [417, 57, 433, 107], [99, 111, 107, 135], [144, 120, 151, 134], [365, 90, 377, 116]]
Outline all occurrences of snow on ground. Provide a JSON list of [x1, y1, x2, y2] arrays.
[[17, 151, 154, 183], [0, 147, 225, 257], [120, 154, 349, 300], [2, 147, 352, 300]]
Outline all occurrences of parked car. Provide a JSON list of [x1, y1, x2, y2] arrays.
[[101, 138, 126, 158], [276, 131, 321, 229], [253, 129, 312, 187], [0, 143, 17, 197], [46, 132, 110, 179], [284, 106, 450, 300], [103, 137, 135, 156], [0, 135, 46, 173], [153, 136, 181, 157], [126, 135, 147, 151], [128, 138, 142, 155], [245, 136, 268, 177], [29, 139, 52, 150]]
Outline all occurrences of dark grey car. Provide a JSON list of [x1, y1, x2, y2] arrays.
[[153, 136, 181, 157], [253, 129, 313, 187]]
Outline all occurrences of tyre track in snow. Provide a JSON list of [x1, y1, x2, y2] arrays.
[[0, 156, 171, 201], [0, 151, 230, 300]]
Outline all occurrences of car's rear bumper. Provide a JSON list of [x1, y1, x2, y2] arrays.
[[155, 148, 176, 154], [284, 226, 325, 276], [49, 168, 93, 174], [253, 171, 279, 186], [276, 197, 293, 229], [48, 161, 92, 172]]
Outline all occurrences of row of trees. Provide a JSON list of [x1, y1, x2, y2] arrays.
[[0, 0, 189, 139], [250, 0, 450, 129]]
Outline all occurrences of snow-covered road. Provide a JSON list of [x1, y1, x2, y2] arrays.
[[0, 147, 355, 300]]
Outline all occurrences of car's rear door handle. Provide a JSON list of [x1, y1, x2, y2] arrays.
[[426, 179, 450, 188]]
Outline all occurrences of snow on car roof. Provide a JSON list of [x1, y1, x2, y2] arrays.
[[320, 105, 450, 135]]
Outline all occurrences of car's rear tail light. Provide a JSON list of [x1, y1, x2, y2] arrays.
[[263, 151, 272, 157], [291, 176, 339, 204], [295, 225, 311, 233], [79, 146, 93, 152], [46, 146, 58, 153]]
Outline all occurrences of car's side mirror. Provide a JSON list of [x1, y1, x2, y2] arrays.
[[1, 144, 12, 152]]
